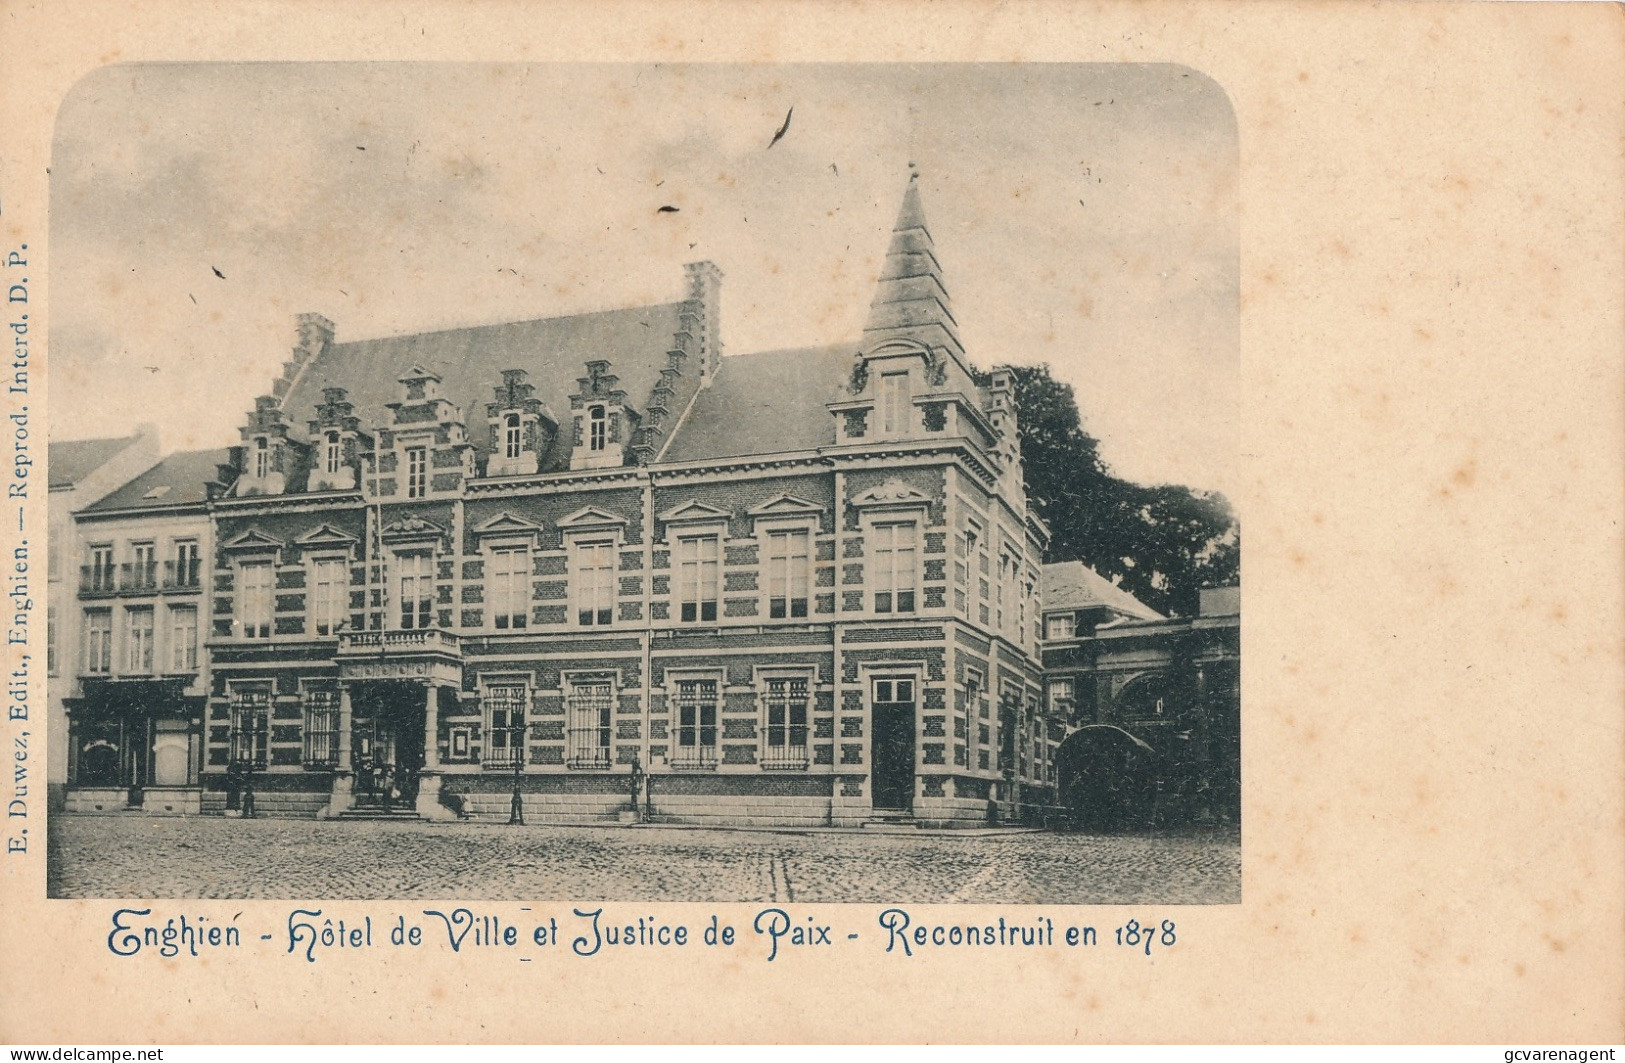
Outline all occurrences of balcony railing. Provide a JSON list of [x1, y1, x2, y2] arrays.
[[337, 627, 461, 656], [119, 562, 158, 591], [78, 566, 117, 595], [163, 558, 202, 589]]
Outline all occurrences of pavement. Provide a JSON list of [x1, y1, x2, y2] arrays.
[[47, 814, 1241, 904]]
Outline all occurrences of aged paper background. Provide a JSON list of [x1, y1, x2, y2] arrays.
[[1, 0, 1620, 1045]]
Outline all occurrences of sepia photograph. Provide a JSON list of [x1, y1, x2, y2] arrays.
[[42, 63, 1240, 903]]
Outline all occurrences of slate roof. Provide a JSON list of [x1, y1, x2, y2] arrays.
[[1042, 561, 1164, 622], [48, 435, 137, 489], [82, 449, 231, 512], [659, 344, 857, 463], [279, 302, 686, 471]]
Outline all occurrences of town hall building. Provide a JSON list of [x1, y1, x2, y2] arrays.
[[149, 174, 1059, 827]]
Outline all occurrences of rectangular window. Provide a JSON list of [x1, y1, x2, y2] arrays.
[[324, 433, 344, 476], [1049, 677, 1075, 717], [302, 684, 340, 767], [129, 542, 156, 590], [405, 446, 428, 498], [489, 547, 530, 630], [229, 683, 271, 769], [237, 561, 273, 639], [172, 540, 201, 588], [309, 558, 348, 636], [483, 684, 527, 772], [566, 676, 614, 769], [253, 440, 270, 479], [676, 534, 720, 623], [572, 541, 615, 627], [87, 545, 114, 592], [761, 676, 810, 769], [504, 415, 523, 460], [672, 677, 719, 769], [397, 553, 433, 630], [871, 521, 918, 614], [879, 370, 911, 434], [84, 609, 112, 674], [125, 606, 154, 673], [47, 610, 57, 676], [168, 605, 198, 672], [588, 406, 607, 451], [764, 528, 811, 619], [1046, 613, 1075, 640]]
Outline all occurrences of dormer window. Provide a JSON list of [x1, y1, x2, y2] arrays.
[[253, 438, 270, 478], [880, 371, 911, 434], [504, 414, 522, 460], [588, 406, 607, 452], [324, 432, 342, 476]]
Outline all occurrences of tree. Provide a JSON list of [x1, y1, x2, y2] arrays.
[[1005, 364, 1239, 617]]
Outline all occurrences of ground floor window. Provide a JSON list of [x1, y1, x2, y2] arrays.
[[229, 683, 271, 769], [671, 677, 719, 769], [760, 675, 810, 769], [482, 684, 527, 771], [303, 685, 341, 767], [566, 676, 614, 769]]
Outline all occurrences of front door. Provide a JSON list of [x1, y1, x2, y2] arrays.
[[870, 677, 916, 811], [351, 682, 426, 807]]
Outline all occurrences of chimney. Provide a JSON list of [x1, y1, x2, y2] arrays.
[[683, 261, 723, 386]]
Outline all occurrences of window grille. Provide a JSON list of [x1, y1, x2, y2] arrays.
[[671, 678, 719, 769], [303, 686, 341, 767], [229, 685, 271, 769], [482, 685, 527, 771], [761, 676, 810, 769], [566, 678, 614, 768]]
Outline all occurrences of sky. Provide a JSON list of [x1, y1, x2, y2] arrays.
[[49, 63, 1237, 498]]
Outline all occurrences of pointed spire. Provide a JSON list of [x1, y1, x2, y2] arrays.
[[862, 164, 964, 362]]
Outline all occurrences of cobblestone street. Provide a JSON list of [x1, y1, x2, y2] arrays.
[[48, 814, 1239, 904]]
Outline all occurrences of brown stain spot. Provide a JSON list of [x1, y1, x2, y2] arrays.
[[1330, 238, 1351, 259], [1547, 935, 1566, 953], [1515, 963, 1526, 977], [1451, 459, 1477, 488], [1415, 326, 1434, 342], [1311, 512, 1324, 525], [1289, 549, 1308, 568], [1297, 70, 1309, 83], [1550, 603, 1567, 623]]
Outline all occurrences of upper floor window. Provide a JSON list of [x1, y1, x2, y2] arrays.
[[237, 561, 273, 639], [309, 557, 348, 636], [572, 540, 615, 627], [879, 371, 911, 434], [489, 547, 530, 630], [130, 542, 156, 589], [253, 437, 270, 478], [125, 606, 154, 673], [764, 528, 811, 620], [676, 534, 720, 623], [1046, 612, 1075, 640], [324, 432, 343, 476], [84, 609, 112, 673], [504, 414, 523, 460], [172, 540, 201, 588], [1049, 676, 1076, 716], [88, 544, 114, 592], [168, 605, 198, 672], [588, 406, 607, 452], [405, 446, 428, 498], [397, 552, 434, 630], [871, 521, 918, 614]]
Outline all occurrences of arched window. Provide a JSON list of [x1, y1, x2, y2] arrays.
[[253, 437, 270, 478], [324, 432, 343, 475], [504, 413, 523, 460], [588, 406, 607, 452]]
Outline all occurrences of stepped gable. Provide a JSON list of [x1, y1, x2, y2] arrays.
[[278, 301, 687, 473], [658, 344, 856, 463]]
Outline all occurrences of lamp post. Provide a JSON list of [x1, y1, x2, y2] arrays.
[[239, 708, 264, 819], [507, 718, 529, 825]]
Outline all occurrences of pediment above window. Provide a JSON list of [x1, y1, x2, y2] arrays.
[[657, 500, 731, 526], [380, 515, 448, 546], [294, 523, 360, 550], [850, 478, 932, 510], [747, 494, 824, 519], [472, 512, 544, 536], [558, 506, 628, 533], [222, 529, 286, 553]]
